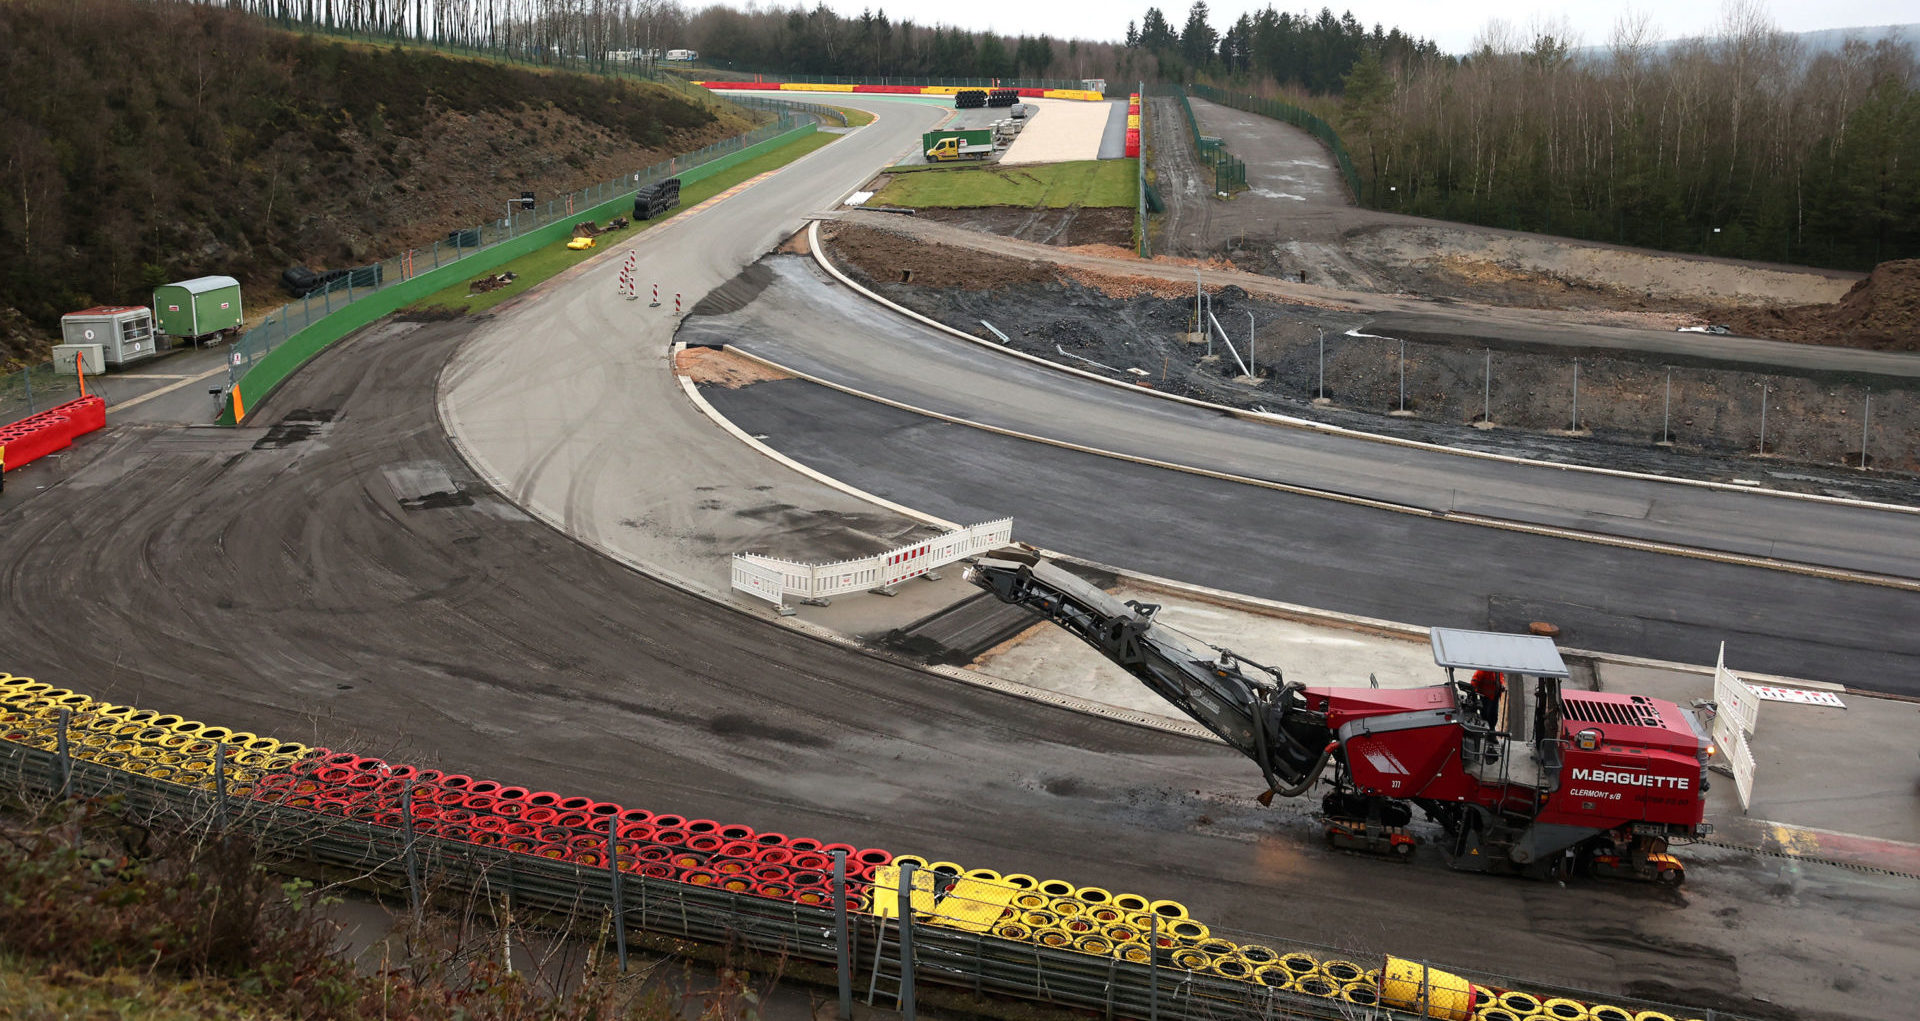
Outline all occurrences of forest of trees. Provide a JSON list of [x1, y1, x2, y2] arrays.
[[1336, 9, 1920, 269], [1124, 3, 1441, 92]]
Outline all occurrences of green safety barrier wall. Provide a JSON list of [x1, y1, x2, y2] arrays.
[[221, 122, 816, 424]]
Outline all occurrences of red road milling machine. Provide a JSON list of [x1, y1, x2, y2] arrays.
[[966, 549, 1716, 884]]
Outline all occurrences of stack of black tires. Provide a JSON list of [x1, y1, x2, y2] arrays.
[[954, 89, 986, 109], [280, 263, 384, 298], [634, 177, 682, 220], [987, 89, 1019, 108]]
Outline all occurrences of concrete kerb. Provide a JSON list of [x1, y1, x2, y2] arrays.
[[716, 342, 1920, 593], [809, 218, 1920, 518]]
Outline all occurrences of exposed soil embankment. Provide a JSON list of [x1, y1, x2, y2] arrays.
[[1721, 260, 1920, 352], [824, 222, 1920, 496]]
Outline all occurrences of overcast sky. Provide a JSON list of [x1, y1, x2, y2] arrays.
[[812, 0, 1918, 54]]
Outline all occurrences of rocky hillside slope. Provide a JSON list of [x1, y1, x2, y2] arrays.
[[0, 0, 752, 368]]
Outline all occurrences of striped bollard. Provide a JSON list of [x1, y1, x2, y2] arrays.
[[649, 283, 660, 308], [674, 293, 682, 317]]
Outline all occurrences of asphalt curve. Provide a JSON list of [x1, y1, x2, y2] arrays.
[[1, 320, 1911, 1019], [702, 377, 1920, 694]]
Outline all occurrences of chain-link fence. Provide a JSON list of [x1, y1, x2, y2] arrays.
[[226, 111, 805, 382], [1269, 330, 1915, 473], [0, 361, 89, 426], [1160, 87, 1248, 196], [1188, 85, 1361, 202], [0, 716, 1752, 1021]]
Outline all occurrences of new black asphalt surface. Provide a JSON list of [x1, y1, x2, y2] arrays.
[[2, 321, 1913, 1020], [702, 377, 1920, 694]]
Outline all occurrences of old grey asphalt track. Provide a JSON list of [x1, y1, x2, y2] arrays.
[[1, 321, 1912, 1020]]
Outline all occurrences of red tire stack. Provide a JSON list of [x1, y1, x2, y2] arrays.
[[248, 752, 887, 911]]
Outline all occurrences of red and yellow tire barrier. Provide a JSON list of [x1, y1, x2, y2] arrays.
[[0, 673, 1704, 1021], [694, 81, 1107, 102]]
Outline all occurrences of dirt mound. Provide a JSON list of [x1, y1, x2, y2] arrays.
[[1721, 260, 1920, 352], [822, 222, 1055, 290]]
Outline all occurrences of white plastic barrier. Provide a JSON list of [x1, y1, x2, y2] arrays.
[[733, 519, 1013, 608], [1711, 643, 1758, 811]]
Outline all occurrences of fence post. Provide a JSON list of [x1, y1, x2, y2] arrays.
[[54, 707, 71, 797], [1759, 383, 1769, 452], [897, 861, 917, 1021], [1148, 914, 1160, 1021], [1398, 338, 1406, 412], [834, 850, 852, 1020], [1316, 331, 1325, 399], [1571, 358, 1580, 430], [400, 781, 422, 917], [1860, 390, 1872, 470], [607, 813, 628, 971], [1483, 349, 1492, 424], [214, 742, 229, 828], [23, 367, 33, 414], [1662, 367, 1672, 444]]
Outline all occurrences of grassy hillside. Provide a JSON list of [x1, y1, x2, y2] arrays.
[[0, 0, 755, 368]]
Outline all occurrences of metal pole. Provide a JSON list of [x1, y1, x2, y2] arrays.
[[23, 366, 33, 414], [607, 814, 627, 971], [1398, 338, 1407, 411], [1246, 311, 1256, 377], [1148, 915, 1160, 1021], [400, 782, 422, 917], [1483, 349, 1492, 424], [54, 707, 71, 797], [833, 850, 852, 1020], [1662, 367, 1672, 444], [214, 742, 229, 828], [1317, 331, 1325, 399], [1759, 384, 1768, 453], [1861, 391, 1871, 470], [1571, 358, 1580, 430], [897, 861, 917, 1021]]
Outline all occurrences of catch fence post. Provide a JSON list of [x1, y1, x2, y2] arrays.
[[607, 813, 628, 971], [834, 850, 852, 1020], [214, 742, 229, 828], [1148, 914, 1160, 1021], [400, 781, 422, 917], [1571, 358, 1580, 430], [54, 707, 71, 797], [1662, 367, 1672, 444], [898, 861, 918, 1021], [1860, 391, 1872, 470], [23, 367, 32, 415], [1483, 349, 1492, 424], [1759, 384, 1769, 452]]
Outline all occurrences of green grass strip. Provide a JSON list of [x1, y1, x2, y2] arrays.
[[219, 123, 825, 424], [409, 131, 837, 316], [873, 159, 1137, 209]]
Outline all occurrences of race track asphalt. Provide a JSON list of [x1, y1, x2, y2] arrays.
[[1, 320, 1912, 1020]]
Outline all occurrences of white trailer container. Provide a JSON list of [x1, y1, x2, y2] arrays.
[[60, 305, 159, 367]]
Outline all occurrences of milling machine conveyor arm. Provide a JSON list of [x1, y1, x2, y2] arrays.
[[966, 550, 1334, 796]]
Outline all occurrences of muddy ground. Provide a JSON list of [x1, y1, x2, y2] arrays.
[[905, 206, 1133, 248], [1152, 96, 1865, 324], [824, 226, 1919, 499]]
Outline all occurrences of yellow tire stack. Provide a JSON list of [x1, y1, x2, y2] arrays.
[[0, 674, 309, 796]]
